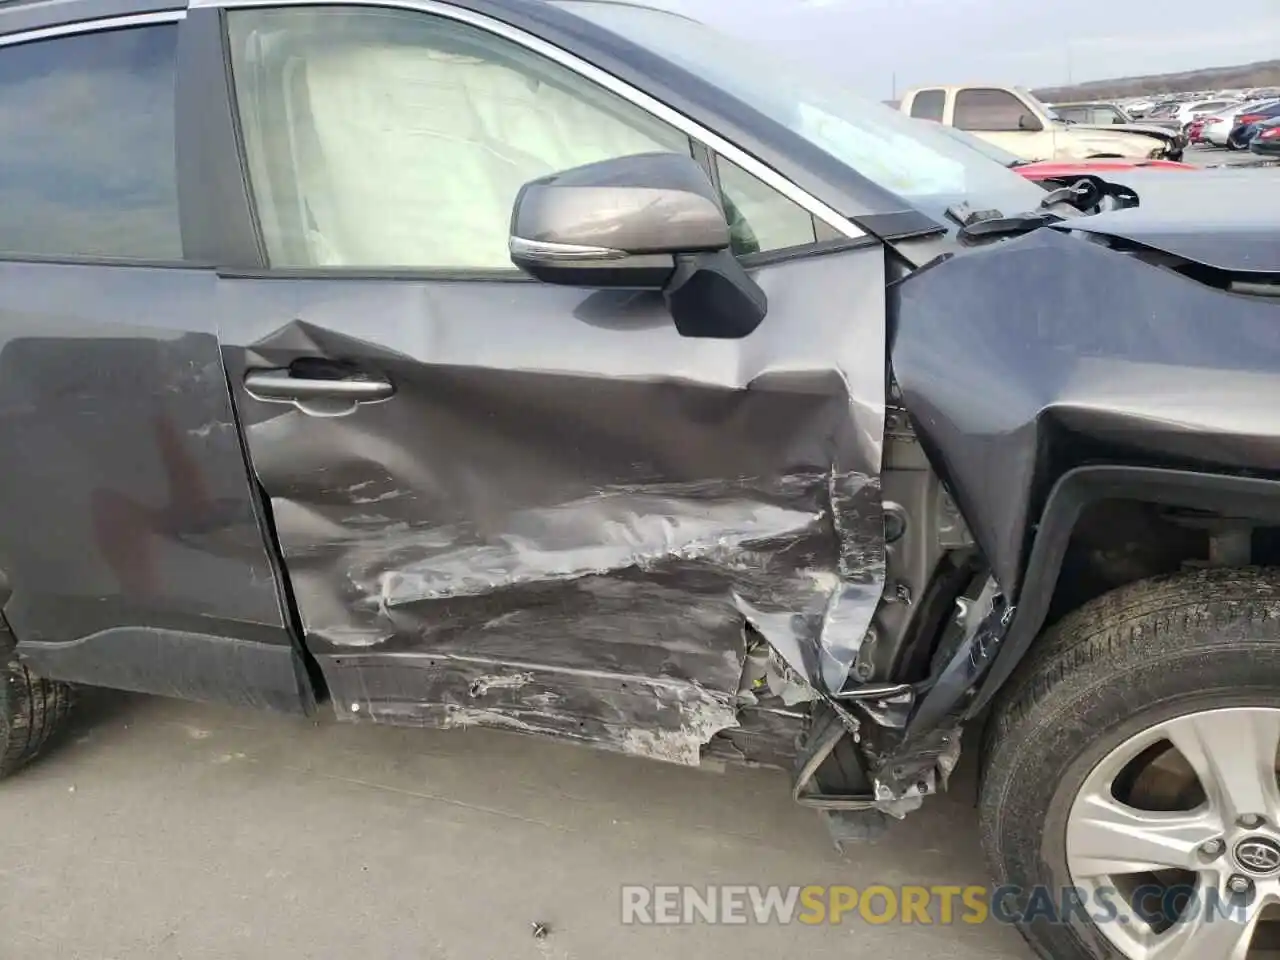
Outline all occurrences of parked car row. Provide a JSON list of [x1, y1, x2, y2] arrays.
[[1050, 99, 1183, 133], [1190, 98, 1280, 151], [1123, 86, 1280, 120], [1037, 88, 1280, 159], [899, 84, 1186, 162], [1252, 119, 1280, 156]]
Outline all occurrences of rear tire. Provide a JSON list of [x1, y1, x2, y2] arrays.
[[980, 568, 1280, 960], [0, 638, 73, 778]]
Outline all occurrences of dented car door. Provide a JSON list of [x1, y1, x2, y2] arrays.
[[218, 256, 888, 762], [211, 0, 888, 763]]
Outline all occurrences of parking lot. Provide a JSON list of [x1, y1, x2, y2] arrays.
[[0, 690, 1032, 960]]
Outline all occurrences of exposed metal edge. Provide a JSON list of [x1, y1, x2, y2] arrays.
[[188, 0, 865, 240]]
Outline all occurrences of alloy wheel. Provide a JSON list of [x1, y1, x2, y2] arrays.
[[1066, 707, 1280, 959]]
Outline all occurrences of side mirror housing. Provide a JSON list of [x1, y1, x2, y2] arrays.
[[509, 152, 730, 288], [1018, 113, 1044, 132], [510, 153, 767, 339]]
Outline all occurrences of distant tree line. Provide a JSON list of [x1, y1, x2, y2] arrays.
[[1033, 59, 1280, 102]]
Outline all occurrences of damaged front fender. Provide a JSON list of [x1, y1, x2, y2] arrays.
[[885, 225, 1280, 764]]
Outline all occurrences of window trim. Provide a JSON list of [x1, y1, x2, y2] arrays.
[[0, 10, 188, 265], [0, 10, 186, 46], [208, 0, 863, 279]]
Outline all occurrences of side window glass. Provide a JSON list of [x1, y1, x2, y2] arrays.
[[0, 26, 180, 260], [717, 156, 816, 256], [909, 89, 946, 122], [227, 7, 692, 270], [954, 89, 1030, 132]]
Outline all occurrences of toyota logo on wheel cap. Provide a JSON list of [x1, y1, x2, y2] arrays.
[[1234, 837, 1280, 876]]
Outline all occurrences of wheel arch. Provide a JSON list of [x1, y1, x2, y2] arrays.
[[968, 465, 1280, 716]]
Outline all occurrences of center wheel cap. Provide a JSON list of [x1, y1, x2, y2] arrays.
[[1234, 836, 1280, 876]]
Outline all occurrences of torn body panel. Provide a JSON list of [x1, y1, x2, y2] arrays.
[[891, 226, 1280, 603], [217, 246, 888, 763], [865, 226, 1280, 802]]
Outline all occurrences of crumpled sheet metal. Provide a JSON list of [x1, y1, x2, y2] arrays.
[[890, 227, 1280, 600], [281, 466, 883, 763], [224, 246, 888, 763]]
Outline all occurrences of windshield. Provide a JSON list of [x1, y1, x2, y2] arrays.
[[554, 1, 1046, 222], [930, 124, 1024, 167]]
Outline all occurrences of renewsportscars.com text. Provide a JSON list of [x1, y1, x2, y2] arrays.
[[620, 884, 1248, 926]]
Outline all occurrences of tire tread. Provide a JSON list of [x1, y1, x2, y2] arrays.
[[979, 568, 1280, 959], [0, 651, 73, 778]]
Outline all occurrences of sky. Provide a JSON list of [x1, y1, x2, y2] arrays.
[[648, 0, 1280, 98]]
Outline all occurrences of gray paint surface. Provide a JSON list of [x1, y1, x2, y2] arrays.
[[219, 247, 888, 762], [0, 262, 291, 651], [891, 226, 1280, 599]]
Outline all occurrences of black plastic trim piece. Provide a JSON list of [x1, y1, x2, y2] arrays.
[[175, 7, 264, 268], [967, 465, 1280, 716], [18, 628, 313, 713], [856, 210, 949, 241], [737, 234, 881, 269]]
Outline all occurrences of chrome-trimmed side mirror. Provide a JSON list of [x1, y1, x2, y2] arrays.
[[509, 152, 731, 288]]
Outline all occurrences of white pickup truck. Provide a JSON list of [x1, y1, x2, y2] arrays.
[[898, 84, 1184, 162]]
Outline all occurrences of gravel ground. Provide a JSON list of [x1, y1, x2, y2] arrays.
[[0, 690, 1031, 960]]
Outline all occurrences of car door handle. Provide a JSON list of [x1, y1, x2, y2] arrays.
[[244, 364, 394, 417], [244, 370, 394, 402]]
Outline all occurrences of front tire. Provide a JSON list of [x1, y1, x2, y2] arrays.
[[0, 639, 73, 778], [980, 568, 1280, 960]]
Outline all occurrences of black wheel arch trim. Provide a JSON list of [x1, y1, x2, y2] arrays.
[[966, 464, 1280, 717]]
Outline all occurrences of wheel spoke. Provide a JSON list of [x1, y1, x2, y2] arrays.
[[1145, 886, 1263, 960], [1164, 710, 1280, 823], [1067, 792, 1221, 878]]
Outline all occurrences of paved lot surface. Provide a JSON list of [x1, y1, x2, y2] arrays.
[[0, 691, 1031, 960], [1185, 143, 1278, 167]]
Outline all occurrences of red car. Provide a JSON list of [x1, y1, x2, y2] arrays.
[[1015, 158, 1197, 182]]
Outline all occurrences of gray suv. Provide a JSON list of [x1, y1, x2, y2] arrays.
[[0, 0, 1278, 958]]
